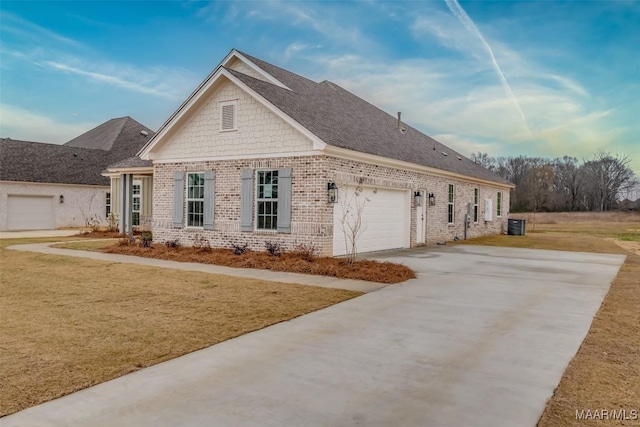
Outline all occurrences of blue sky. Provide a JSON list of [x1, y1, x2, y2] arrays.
[[1, 1, 639, 173]]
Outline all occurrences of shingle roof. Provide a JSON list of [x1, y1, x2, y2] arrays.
[[234, 51, 511, 186], [1, 117, 154, 186], [107, 156, 152, 169]]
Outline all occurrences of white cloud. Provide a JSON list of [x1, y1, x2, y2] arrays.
[[42, 60, 192, 101], [0, 11, 82, 48], [308, 51, 625, 164], [0, 104, 97, 143]]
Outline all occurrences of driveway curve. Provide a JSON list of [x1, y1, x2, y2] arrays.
[[2, 245, 625, 427]]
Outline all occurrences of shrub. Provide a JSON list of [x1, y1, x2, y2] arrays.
[[192, 234, 211, 251], [88, 215, 102, 232], [264, 240, 283, 257], [139, 232, 152, 248], [231, 242, 249, 255], [293, 242, 317, 262], [165, 239, 181, 249], [106, 213, 119, 232]]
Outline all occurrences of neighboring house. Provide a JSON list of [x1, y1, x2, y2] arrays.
[[0, 117, 153, 231], [105, 49, 513, 256]]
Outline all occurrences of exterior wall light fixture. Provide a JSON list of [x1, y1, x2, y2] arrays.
[[328, 182, 338, 203], [414, 191, 423, 207]]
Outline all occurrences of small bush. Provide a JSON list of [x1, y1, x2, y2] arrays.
[[88, 215, 102, 233], [264, 240, 283, 257], [165, 239, 181, 249], [139, 232, 153, 248], [106, 213, 119, 232], [192, 234, 211, 252], [231, 242, 249, 255], [293, 242, 317, 262]]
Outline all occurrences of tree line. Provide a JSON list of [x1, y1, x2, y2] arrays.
[[470, 151, 638, 213]]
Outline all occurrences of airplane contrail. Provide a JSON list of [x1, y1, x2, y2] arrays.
[[444, 0, 533, 138]]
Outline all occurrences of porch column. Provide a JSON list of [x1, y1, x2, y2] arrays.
[[119, 174, 126, 234], [118, 173, 134, 235], [125, 174, 133, 236]]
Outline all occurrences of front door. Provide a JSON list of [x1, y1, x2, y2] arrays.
[[416, 190, 426, 245]]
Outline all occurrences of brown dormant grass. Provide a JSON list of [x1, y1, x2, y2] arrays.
[[460, 215, 639, 427], [0, 238, 360, 416], [90, 243, 416, 284], [513, 210, 640, 224]]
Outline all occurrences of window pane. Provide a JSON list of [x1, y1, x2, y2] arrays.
[[258, 202, 265, 215], [258, 216, 264, 229], [264, 216, 271, 229], [263, 184, 272, 198]]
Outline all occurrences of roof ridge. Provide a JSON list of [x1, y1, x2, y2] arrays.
[[1, 138, 100, 152], [235, 50, 320, 92]]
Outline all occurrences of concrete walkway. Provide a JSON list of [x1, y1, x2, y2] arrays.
[[7, 242, 388, 293], [2, 245, 626, 427]]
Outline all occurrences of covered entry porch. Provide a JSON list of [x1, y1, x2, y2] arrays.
[[103, 158, 153, 235]]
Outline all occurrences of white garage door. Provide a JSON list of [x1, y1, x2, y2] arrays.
[[7, 195, 55, 230], [333, 186, 410, 256]]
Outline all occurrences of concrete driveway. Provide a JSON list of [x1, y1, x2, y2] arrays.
[[2, 245, 625, 427]]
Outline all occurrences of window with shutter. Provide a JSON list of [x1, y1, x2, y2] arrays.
[[220, 101, 236, 131]]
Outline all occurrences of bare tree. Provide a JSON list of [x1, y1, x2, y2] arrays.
[[522, 165, 555, 230], [470, 152, 496, 170], [581, 152, 637, 211], [553, 156, 583, 211], [337, 179, 370, 264]]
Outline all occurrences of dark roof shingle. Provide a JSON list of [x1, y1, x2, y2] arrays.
[[1, 117, 154, 186], [233, 51, 511, 185]]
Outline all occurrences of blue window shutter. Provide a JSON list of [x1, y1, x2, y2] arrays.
[[203, 171, 216, 230], [240, 169, 253, 232], [277, 167, 292, 233], [173, 171, 184, 228]]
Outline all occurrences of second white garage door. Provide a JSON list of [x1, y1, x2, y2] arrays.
[[333, 186, 410, 256], [7, 195, 55, 230]]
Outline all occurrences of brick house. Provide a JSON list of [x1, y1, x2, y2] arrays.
[[105, 49, 513, 256]]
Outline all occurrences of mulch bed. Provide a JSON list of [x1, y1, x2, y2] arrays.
[[104, 244, 416, 284]]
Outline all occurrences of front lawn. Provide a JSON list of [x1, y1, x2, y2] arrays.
[[0, 239, 361, 416]]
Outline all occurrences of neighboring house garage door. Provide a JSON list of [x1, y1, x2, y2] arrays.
[[7, 195, 55, 230], [333, 186, 410, 256]]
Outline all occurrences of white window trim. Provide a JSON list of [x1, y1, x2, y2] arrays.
[[185, 172, 205, 229], [448, 184, 455, 225], [497, 191, 503, 218], [473, 188, 479, 223], [219, 100, 237, 132], [105, 192, 111, 219], [132, 180, 142, 227], [254, 169, 279, 232]]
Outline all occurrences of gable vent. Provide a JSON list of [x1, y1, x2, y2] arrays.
[[221, 103, 236, 131]]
